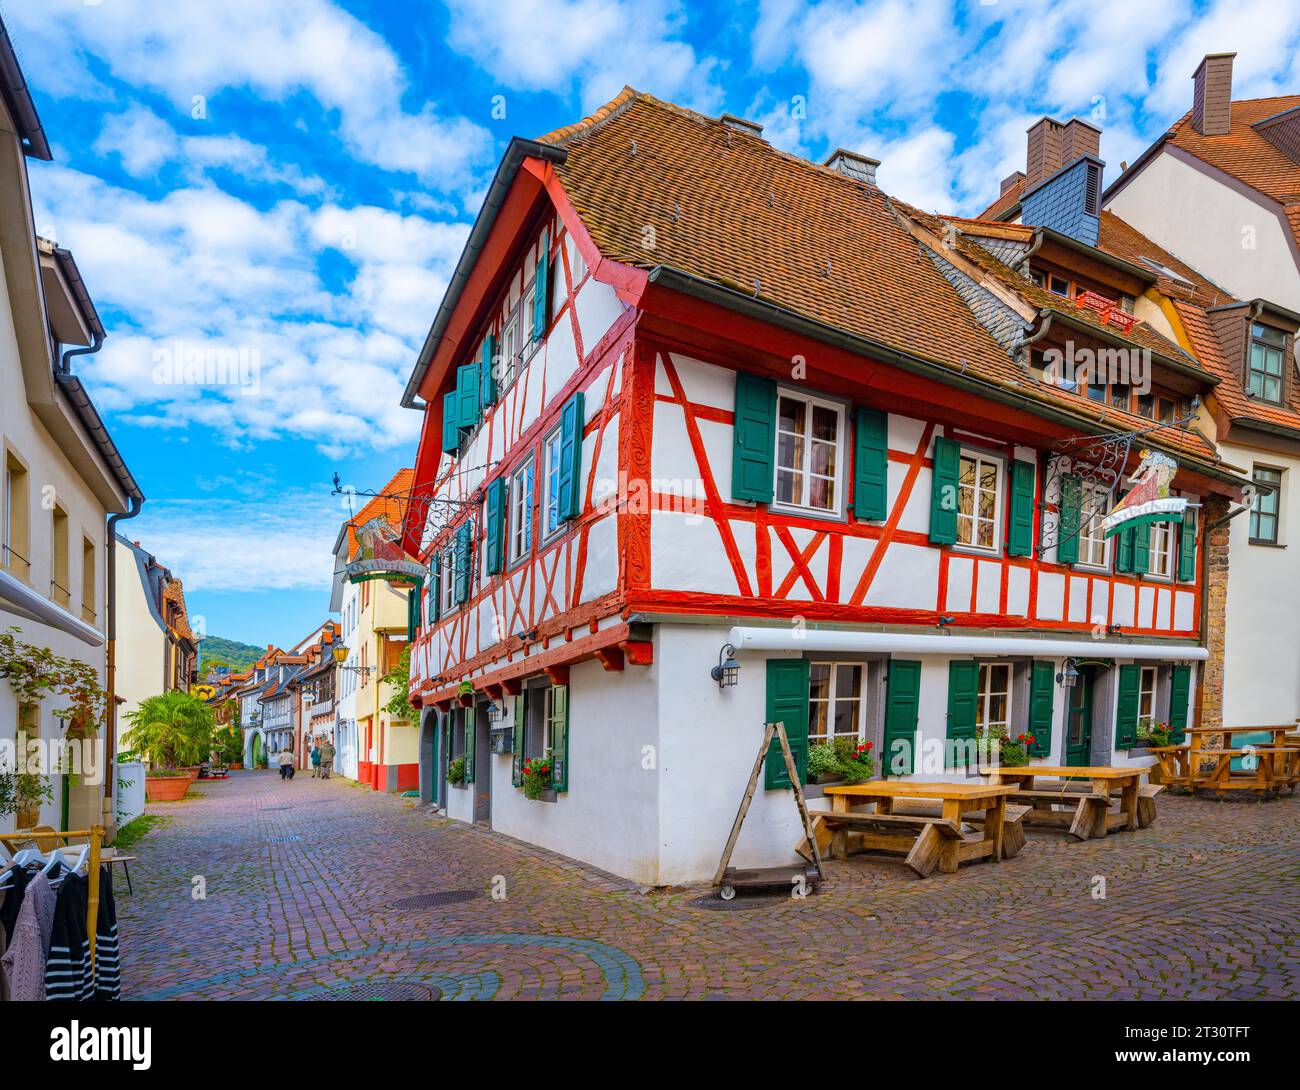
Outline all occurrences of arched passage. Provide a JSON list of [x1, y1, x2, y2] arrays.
[[419, 708, 440, 806]]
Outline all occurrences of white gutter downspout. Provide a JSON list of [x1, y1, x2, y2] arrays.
[[726, 626, 1207, 662]]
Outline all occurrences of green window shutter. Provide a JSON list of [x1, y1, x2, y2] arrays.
[[532, 231, 550, 342], [946, 660, 980, 768], [453, 521, 472, 604], [427, 560, 440, 623], [511, 692, 526, 786], [485, 477, 506, 575], [929, 436, 960, 544], [883, 660, 921, 775], [455, 362, 480, 432], [1132, 521, 1151, 576], [1177, 509, 1197, 582], [1057, 474, 1081, 564], [442, 391, 460, 454], [1115, 526, 1134, 573], [463, 714, 475, 784], [1028, 661, 1054, 756], [480, 335, 499, 407], [1007, 459, 1036, 557], [1168, 665, 1191, 742], [557, 392, 585, 520], [731, 372, 777, 503], [852, 406, 889, 521], [406, 578, 422, 641], [1115, 664, 1140, 749], [550, 684, 569, 792], [764, 658, 809, 790]]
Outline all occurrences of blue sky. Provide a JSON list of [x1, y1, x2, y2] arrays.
[[8, 0, 1300, 652]]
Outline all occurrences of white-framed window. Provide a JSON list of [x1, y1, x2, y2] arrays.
[[774, 390, 844, 514], [500, 311, 520, 393], [541, 684, 561, 754], [976, 663, 1012, 732], [570, 241, 587, 284], [440, 550, 457, 613], [509, 457, 534, 564], [542, 427, 563, 538], [957, 452, 1002, 553], [1250, 466, 1281, 544], [1149, 519, 1176, 578], [521, 278, 538, 358], [1077, 483, 1111, 569], [808, 662, 863, 745], [1138, 666, 1158, 729]]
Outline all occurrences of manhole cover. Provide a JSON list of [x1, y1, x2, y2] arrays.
[[266, 834, 302, 843], [389, 890, 480, 910], [322, 982, 440, 1001], [689, 894, 784, 911]]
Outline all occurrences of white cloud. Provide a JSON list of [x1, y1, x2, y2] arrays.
[[125, 491, 344, 592], [8, 0, 491, 188], [32, 164, 464, 456], [444, 0, 718, 114]]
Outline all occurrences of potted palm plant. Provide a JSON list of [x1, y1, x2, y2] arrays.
[[123, 691, 215, 801]]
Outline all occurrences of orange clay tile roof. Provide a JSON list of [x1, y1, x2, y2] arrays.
[[344, 467, 414, 559], [540, 90, 1025, 385], [161, 578, 194, 642], [978, 177, 1025, 221], [537, 90, 1232, 474]]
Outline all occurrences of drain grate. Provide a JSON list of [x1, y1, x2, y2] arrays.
[[266, 834, 303, 843], [389, 890, 480, 910], [689, 894, 784, 911], [322, 981, 440, 1001]]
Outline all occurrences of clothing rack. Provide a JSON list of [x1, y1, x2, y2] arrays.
[[0, 825, 103, 968]]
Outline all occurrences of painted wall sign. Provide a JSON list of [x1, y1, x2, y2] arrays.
[[1103, 449, 1187, 538]]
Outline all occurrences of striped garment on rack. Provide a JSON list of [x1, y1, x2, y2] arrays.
[[93, 865, 120, 1001], [44, 871, 93, 1002]]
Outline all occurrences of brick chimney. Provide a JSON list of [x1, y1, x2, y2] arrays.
[[1059, 118, 1101, 166], [1025, 117, 1064, 187], [824, 148, 880, 186], [1000, 170, 1026, 195], [1192, 53, 1235, 136]]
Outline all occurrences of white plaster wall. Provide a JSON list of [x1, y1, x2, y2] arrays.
[[1107, 152, 1300, 313], [487, 658, 662, 885], [112, 545, 165, 745], [1221, 440, 1300, 726], [114, 760, 147, 829], [574, 277, 624, 352]]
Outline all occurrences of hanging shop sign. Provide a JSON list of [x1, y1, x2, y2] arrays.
[[1102, 449, 1187, 538], [345, 516, 427, 586]]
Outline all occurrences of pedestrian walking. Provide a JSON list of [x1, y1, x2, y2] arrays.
[[319, 738, 335, 780], [310, 739, 322, 779], [278, 746, 295, 781]]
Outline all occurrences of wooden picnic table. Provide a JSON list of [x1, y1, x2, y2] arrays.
[[986, 765, 1147, 839], [821, 781, 1015, 876], [1153, 730, 1299, 796]]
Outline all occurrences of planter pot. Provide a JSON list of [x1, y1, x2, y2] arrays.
[[228, 762, 243, 770], [15, 807, 40, 829], [145, 776, 191, 802], [181, 766, 201, 782]]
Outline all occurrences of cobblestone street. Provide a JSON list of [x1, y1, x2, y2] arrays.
[[118, 771, 1300, 1001]]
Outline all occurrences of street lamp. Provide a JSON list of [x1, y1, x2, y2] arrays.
[[710, 644, 741, 689], [1056, 659, 1080, 688], [331, 644, 373, 674]]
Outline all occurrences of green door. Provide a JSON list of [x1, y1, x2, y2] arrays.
[[251, 732, 264, 767], [1064, 667, 1093, 767]]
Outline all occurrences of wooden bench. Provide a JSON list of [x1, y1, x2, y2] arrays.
[[963, 803, 1030, 859], [1137, 783, 1164, 828], [813, 811, 963, 878], [1000, 788, 1114, 840]]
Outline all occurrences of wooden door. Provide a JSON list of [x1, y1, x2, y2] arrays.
[[1065, 667, 1093, 767]]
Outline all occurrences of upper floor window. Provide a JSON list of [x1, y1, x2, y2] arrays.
[[509, 457, 534, 564], [1138, 666, 1158, 729], [51, 506, 69, 608], [81, 535, 96, 625], [1077, 483, 1110, 569], [1250, 466, 1282, 545], [808, 662, 863, 745], [1247, 323, 1286, 404], [3, 451, 30, 580], [976, 663, 1012, 733], [957, 452, 1001, 552], [774, 390, 843, 515], [440, 550, 457, 613], [500, 312, 521, 392], [1149, 518, 1177, 578], [542, 427, 564, 539]]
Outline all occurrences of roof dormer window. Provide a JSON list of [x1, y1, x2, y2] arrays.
[[1247, 322, 1286, 404]]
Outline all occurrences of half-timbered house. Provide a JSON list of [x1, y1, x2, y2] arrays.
[[401, 90, 1246, 884]]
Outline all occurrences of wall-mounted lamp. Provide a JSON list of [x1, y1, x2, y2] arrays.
[[331, 644, 373, 674], [710, 643, 740, 689], [1056, 658, 1080, 688], [937, 616, 956, 627], [1107, 624, 1123, 636]]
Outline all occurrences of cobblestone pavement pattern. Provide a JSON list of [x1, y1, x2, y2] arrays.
[[120, 771, 1300, 1000]]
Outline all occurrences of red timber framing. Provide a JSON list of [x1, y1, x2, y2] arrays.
[[405, 152, 1238, 708]]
